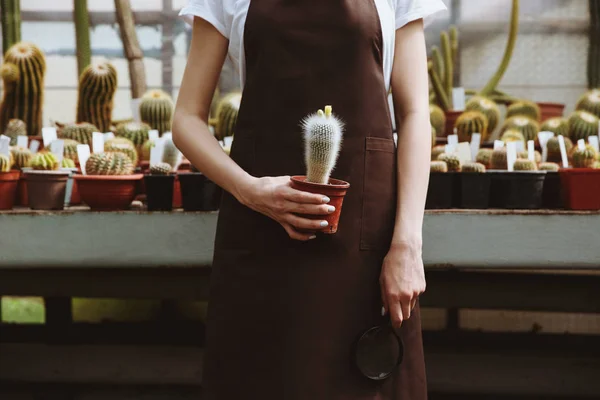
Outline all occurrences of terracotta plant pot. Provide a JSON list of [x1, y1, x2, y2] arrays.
[[144, 174, 175, 211], [25, 170, 71, 210], [70, 177, 82, 205], [559, 168, 600, 210], [290, 176, 350, 234], [16, 174, 28, 206], [178, 172, 223, 211], [443, 110, 463, 137], [426, 172, 453, 209], [489, 171, 546, 209], [0, 170, 20, 210], [74, 174, 143, 211], [138, 161, 150, 174], [460, 173, 491, 209], [541, 171, 562, 209], [537, 102, 565, 121]]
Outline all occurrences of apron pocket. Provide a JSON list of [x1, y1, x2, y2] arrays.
[[360, 137, 397, 251]]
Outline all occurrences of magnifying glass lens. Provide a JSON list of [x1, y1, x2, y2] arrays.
[[355, 325, 403, 380]]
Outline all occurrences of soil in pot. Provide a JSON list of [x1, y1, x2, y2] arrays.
[[290, 176, 350, 234], [559, 168, 600, 210], [542, 171, 562, 209], [460, 173, 491, 209], [0, 170, 20, 210], [144, 174, 175, 211], [25, 170, 71, 210], [444, 110, 462, 137], [426, 172, 453, 209], [178, 172, 223, 212], [75, 174, 143, 211], [489, 171, 545, 209]]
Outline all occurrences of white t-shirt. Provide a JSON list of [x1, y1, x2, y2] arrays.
[[179, 0, 447, 91]]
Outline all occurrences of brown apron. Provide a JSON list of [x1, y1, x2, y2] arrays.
[[203, 0, 427, 398]]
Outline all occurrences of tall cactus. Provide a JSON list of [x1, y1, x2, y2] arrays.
[[0, 42, 46, 136], [1, 0, 21, 55], [139, 90, 174, 135], [74, 0, 91, 77], [589, 0, 600, 89], [76, 61, 118, 132], [429, 26, 458, 111]]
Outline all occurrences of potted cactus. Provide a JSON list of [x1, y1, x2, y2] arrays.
[[178, 163, 223, 212], [490, 157, 546, 209], [460, 162, 490, 209], [144, 162, 175, 211], [289, 105, 349, 234], [539, 162, 562, 209], [0, 153, 20, 210], [426, 160, 452, 209], [24, 152, 71, 210], [10, 145, 31, 206], [74, 152, 142, 211], [559, 145, 600, 210], [437, 153, 462, 207]]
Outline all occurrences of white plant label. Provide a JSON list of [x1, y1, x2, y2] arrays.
[[29, 140, 40, 154], [445, 143, 457, 154], [0, 135, 10, 156], [493, 140, 505, 150], [506, 141, 517, 172], [103, 132, 115, 141], [527, 140, 535, 162], [41, 127, 57, 147], [92, 132, 104, 154], [447, 134, 458, 146], [577, 138, 586, 151], [514, 141, 525, 153], [537, 131, 554, 163], [50, 139, 65, 163], [148, 130, 159, 141], [589, 135, 599, 153], [150, 138, 166, 166], [131, 98, 142, 122], [452, 87, 466, 111], [16, 135, 28, 148], [224, 136, 234, 147], [558, 135, 569, 168], [77, 145, 91, 175], [456, 142, 472, 163]]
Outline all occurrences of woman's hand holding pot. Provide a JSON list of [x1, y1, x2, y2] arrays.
[[237, 176, 335, 241]]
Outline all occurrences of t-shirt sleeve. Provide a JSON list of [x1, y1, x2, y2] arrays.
[[179, 0, 231, 39], [394, 0, 447, 30]]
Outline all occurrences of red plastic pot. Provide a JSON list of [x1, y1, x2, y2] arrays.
[[559, 168, 600, 210], [74, 174, 143, 211], [25, 170, 70, 210], [537, 102, 565, 121], [0, 170, 20, 210], [444, 110, 463, 137], [290, 176, 350, 234]]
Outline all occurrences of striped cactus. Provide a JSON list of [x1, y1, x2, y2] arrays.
[[76, 61, 118, 132], [140, 90, 174, 135], [59, 122, 98, 146], [455, 110, 489, 142], [85, 152, 135, 175]]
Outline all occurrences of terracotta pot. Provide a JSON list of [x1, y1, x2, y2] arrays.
[[144, 174, 175, 211], [559, 168, 600, 210], [16, 174, 28, 206], [74, 174, 143, 211], [290, 176, 350, 234], [443, 110, 463, 137], [178, 172, 223, 211], [0, 170, 20, 210], [537, 102, 565, 122], [70, 178, 82, 205], [25, 170, 70, 210]]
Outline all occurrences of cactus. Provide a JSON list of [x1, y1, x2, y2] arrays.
[[431, 144, 446, 161], [0, 42, 46, 137], [476, 148, 493, 168], [115, 121, 150, 149], [506, 100, 541, 122], [46, 138, 80, 160], [30, 152, 59, 170], [429, 104, 446, 135], [0, 154, 11, 172], [572, 144, 598, 168], [61, 158, 76, 169], [10, 146, 31, 169], [428, 60, 451, 111], [74, 0, 91, 76], [518, 150, 541, 164], [455, 110, 489, 142], [437, 153, 461, 172], [441, 31, 453, 107], [513, 158, 537, 171], [4, 118, 25, 145], [141, 139, 155, 161], [568, 110, 600, 142], [500, 128, 526, 144], [161, 133, 183, 170], [149, 162, 172, 175], [301, 105, 344, 184], [76, 61, 118, 133], [465, 96, 501, 132], [575, 89, 600, 118], [105, 137, 138, 166], [539, 162, 559, 172], [1, 0, 22, 55], [501, 116, 540, 142], [490, 148, 508, 170], [85, 152, 134, 175], [462, 162, 486, 173], [212, 91, 242, 141], [59, 122, 97, 145], [140, 89, 174, 135], [541, 117, 569, 137], [430, 160, 448, 173], [547, 136, 573, 163]]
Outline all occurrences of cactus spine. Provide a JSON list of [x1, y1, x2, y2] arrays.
[[465, 96, 501, 132], [429, 104, 446, 136], [513, 158, 537, 171], [74, 0, 91, 76], [61, 158, 76, 169], [105, 137, 138, 166], [212, 91, 242, 141], [430, 161, 448, 173], [568, 110, 600, 142], [506, 100, 541, 122], [490, 148, 508, 170], [438, 153, 461, 172], [0, 154, 11, 172], [302, 105, 344, 184], [1, 0, 21, 55], [76, 61, 117, 132], [572, 144, 598, 168], [462, 162, 486, 173], [539, 162, 559, 172], [501, 116, 540, 143], [115, 121, 150, 149], [455, 110, 489, 142], [140, 90, 174, 135], [85, 152, 134, 175], [4, 118, 25, 145], [59, 122, 97, 145], [0, 42, 46, 137], [500, 128, 525, 144], [575, 89, 600, 118], [541, 117, 569, 137], [150, 162, 172, 175], [10, 146, 31, 169], [30, 152, 59, 170], [476, 148, 493, 168]]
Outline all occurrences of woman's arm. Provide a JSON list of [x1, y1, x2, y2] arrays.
[[380, 19, 430, 329]]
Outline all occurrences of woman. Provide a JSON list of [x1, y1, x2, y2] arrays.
[[174, 0, 446, 398]]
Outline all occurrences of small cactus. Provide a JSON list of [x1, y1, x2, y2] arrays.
[[513, 158, 537, 171], [540, 117, 569, 137], [85, 152, 134, 175], [430, 160, 448, 173], [465, 96, 501, 132], [438, 153, 461, 172], [4, 118, 26, 145], [490, 148, 508, 170], [547, 136, 573, 164], [213, 91, 242, 141], [149, 162, 172, 175], [61, 158, 76, 169], [500, 128, 525, 144], [76, 61, 118, 132], [572, 144, 598, 168], [10, 146, 32, 169], [30, 152, 59, 170], [476, 148, 493, 168], [429, 104, 446, 135], [46, 138, 80, 161], [301, 105, 344, 184], [455, 110, 489, 142], [140, 89, 174, 134], [161, 133, 182, 169], [575, 89, 600, 118], [501, 116, 540, 143], [506, 100, 541, 122], [59, 122, 98, 145], [115, 121, 150, 149], [0, 154, 11, 172], [105, 137, 138, 166], [462, 162, 486, 173], [518, 150, 541, 164], [539, 162, 559, 172], [568, 110, 599, 142], [431, 145, 446, 161]]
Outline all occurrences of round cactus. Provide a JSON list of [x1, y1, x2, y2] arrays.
[[85, 152, 135, 176], [140, 89, 174, 134], [539, 162, 559, 172], [568, 110, 599, 142], [4, 118, 26, 145], [10, 146, 32, 169], [546, 136, 573, 164], [490, 148, 508, 170], [437, 153, 461, 172], [575, 89, 600, 118], [475, 148, 493, 168], [500, 129, 525, 144], [501, 116, 540, 143], [77, 61, 118, 133], [141, 139, 155, 161], [0, 154, 11, 172], [213, 91, 242, 141], [431, 145, 446, 161], [30, 152, 59, 171], [518, 150, 541, 164], [61, 158, 76, 169], [506, 100, 541, 122], [465, 96, 501, 132], [462, 162, 486, 173], [59, 122, 98, 145], [455, 110, 489, 142], [540, 117, 569, 137], [105, 137, 138, 166], [429, 103, 446, 136], [430, 160, 448, 173], [513, 158, 537, 171], [149, 162, 172, 175], [115, 121, 150, 149], [572, 144, 598, 168]]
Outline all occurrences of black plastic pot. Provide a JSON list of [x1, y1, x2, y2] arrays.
[[490, 171, 546, 209], [144, 174, 175, 211], [460, 173, 491, 209], [541, 171, 562, 209], [426, 172, 454, 209], [178, 172, 223, 211]]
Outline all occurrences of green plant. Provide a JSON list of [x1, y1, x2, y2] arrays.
[[476, 148, 493, 168], [429, 104, 446, 135], [301, 105, 344, 184], [4, 118, 25, 145], [0, 42, 46, 137], [506, 100, 541, 122], [149, 162, 172, 175], [500, 128, 525, 144], [63, 139, 80, 163], [547, 136, 573, 163], [539, 162, 559, 171], [59, 122, 97, 145], [572, 144, 598, 168], [74, 0, 91, 76], [465, 96, 501, 132], [0, 154, 11, 172], [105, 137, 138, 166], [462, 162, 486, 173], [455, 110, 488, 142], [85, 151, 134, 175], [1, 0, 21, 55], [10, 146, 31, 169], [212, 91, 242, 141], [501, 116, 540, 142], [61, 158, 76, 169], [490, 148, 508, 170], [568, 110, 600, 142], [437, 153, 461, 172], [140, 90, 174, 135], [76, 61, 118, 132], [431, 145, 446, 161], [430, 160, 448, 173], [575, 89, 600, 118], [30, 152, 59, 170], [518, 150, 541, 164], [540, 117, 569, 137], [115, 121, 150, 149], [513, 158, 537, 171]]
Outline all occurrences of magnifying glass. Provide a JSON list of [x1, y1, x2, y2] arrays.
[[354, 319, 404, 381]]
